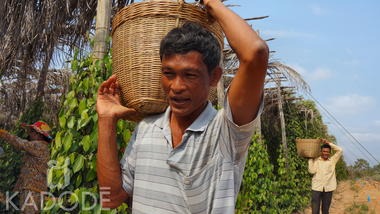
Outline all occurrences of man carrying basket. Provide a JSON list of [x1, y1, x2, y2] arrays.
[[96, 0, 269, 213], [308, 139, 343, 214]]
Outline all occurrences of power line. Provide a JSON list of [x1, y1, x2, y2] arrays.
[[305, 92, 380, 165], [322, 112, 373, 162], [327, 121, 370, 162]]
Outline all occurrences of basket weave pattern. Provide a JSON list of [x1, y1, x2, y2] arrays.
[[112, 1, 224, 114], [295, 139, 321, 158]]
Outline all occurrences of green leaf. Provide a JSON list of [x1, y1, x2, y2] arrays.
[[67, 116, 75, 129], [92, 204, 101, 214], [67, 91, 75, 99], [59, 115, 67, 128], [82, 135, 91, 152], [122, 129, 131, 143], [63, 132, 73, 152], [79, 60, 85, 68], [73, 155, 85, 173], [85, 170, 96, 182], [70, 189, 81, 203], [69, 140, 79, 153], [90, 132, 98, 152], [55, 131, 62, 149], [77, 118, 91, 131], [76, 174, 82, 186], [47, 167, 53, 187], [87, 98, 95, 108], [71, 60, 78, 71], [83, 78, 89, 92], [92, 114, 98, 123], [57, 156, 65, 165], [78, 99, 87, 114], [69, 98, 78, 110], [69, 153, 76, 165]]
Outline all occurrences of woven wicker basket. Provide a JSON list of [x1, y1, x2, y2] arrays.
[[112, 0, 224, 115], [295, 139, 321, 158]]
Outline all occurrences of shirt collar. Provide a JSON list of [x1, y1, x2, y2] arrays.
[[187, 102, 217, 132], [153, 102, 217, 132]]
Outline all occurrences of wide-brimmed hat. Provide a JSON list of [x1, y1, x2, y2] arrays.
[[21, 121, 52, 140]]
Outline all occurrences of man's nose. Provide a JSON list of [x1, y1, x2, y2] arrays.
[[171, 77, 186, 92]]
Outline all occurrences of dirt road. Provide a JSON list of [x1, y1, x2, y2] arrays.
[[303, 179, 380, 214]]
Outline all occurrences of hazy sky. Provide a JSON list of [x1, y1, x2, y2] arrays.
[[230, 0, 380, 165]]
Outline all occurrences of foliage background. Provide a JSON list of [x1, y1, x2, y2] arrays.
[[42, 51, 132, 213]]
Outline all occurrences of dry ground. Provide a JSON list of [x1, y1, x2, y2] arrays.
[[302, 179, 380, 214]]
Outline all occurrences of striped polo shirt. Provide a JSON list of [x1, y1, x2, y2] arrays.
[[120, 100, 260, 213]]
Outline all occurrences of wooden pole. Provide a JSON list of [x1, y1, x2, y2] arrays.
[[93, 0, 112, 60], [275, 74, 288, 161]]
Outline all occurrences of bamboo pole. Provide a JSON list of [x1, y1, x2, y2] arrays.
[[275, 73, 288, 162], [93, 0, 112, 60]]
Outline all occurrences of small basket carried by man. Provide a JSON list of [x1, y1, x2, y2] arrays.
[[295, 138, 323, 158]]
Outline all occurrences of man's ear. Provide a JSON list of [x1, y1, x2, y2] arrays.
[[209, 66, 222, 87]]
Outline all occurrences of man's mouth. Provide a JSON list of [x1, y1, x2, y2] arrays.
[[170, 97, 190, 105]]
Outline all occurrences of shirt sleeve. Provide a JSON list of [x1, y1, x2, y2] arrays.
[[0, 129, 43, 156], [329, 143, 343, 164], [308, 158, 317, 174], [120, 127, 138, 195], [220, 96, 263, 164]]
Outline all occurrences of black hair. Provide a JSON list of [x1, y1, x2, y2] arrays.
[[159, 22, 221, 73], [321, 143, 331, 151]]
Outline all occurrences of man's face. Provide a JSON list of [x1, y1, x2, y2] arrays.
[[28, 128, 44, 141], [161, 51, 218, 120], [321, 148, 331, 160]]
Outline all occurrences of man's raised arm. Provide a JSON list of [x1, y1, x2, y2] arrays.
[[203, 0, 269, 126], [328, 141, 343, 163], [96, 75, 139, 208]]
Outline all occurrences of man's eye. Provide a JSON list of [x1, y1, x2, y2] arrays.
[[163, 71, 174, 77], [186, 73, 197, 78]]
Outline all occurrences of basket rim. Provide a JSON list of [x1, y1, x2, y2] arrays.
[[112, 1, 209, 35], [295, 138, 322, 142]]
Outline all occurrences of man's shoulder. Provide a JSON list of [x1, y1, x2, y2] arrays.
[[141, 113, 164, 123], [135, 112, 166, 131]]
